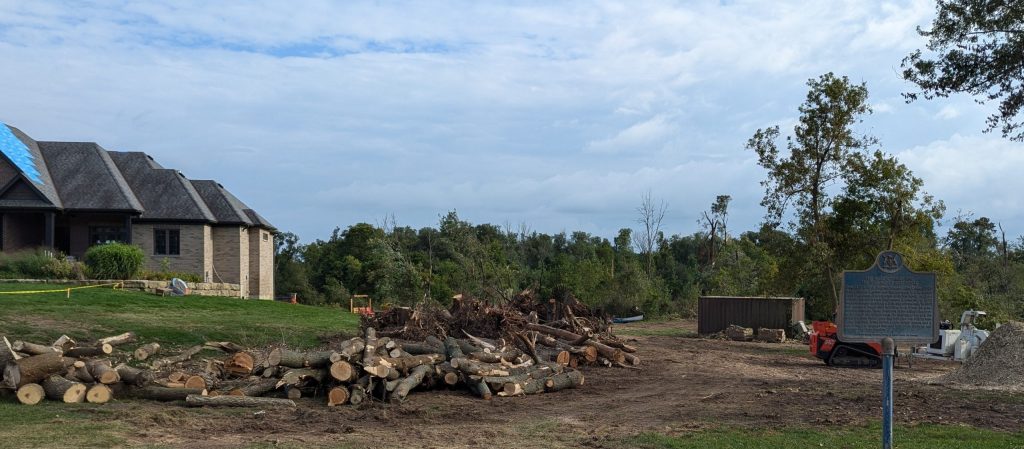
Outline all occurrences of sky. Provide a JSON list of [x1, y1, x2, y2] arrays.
[[0, 1, 1019, 243]]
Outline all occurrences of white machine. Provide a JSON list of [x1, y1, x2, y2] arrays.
[[913, 310, 990, 362]]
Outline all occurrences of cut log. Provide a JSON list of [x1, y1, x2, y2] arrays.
[[275, 368, 326, 388], [381, 354, 445, 372], [184, 375, 207, 390], [600, 338, 638, 353], [348, 385, 366, 406], [229, 378, 278, 397], [363, 364, 400, 380], [86, 384, 113, 404], [185, 394, 295, 408], [67, 362, 95, 383], [3, 353, 67, 388], [168, 371, 188, 383], [466, 376, 492, 400], [97, 332, 137, 347], [456, 339, 482, 355], [525, 323, 631, 365], [329, 361, 356, 383], [134, 343, 161, 361], [553, 350, 571, 366], [52, 335, 76, 352], [151, 345, 203, 370], [501, 377, 546, 396], [16, 383, 44, 405], [285, 386, 302, 400], [392, 364, 431, 404], [468, 350, 523, 364], [327, 386, 349, 406], [450, 358, 509, 377], [544, 370, 584, 391], [224, 352, 255, 377], [86, 360, 120, 384], [362, 327, 378, 367], [401, 341, 443, 356], [42, 375, 87, 403], [329, 338, 366, 363], [268, 349, 332, 368], [444, 337, 465, 362], [436, 362, 461, 386], [64, 344, 114, 358], [461, 331, 497, 351], [12, 341, 60, 356], [130, 386, 206, 401]]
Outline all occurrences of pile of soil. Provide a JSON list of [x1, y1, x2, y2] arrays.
[[942, 321, 1024, 389]]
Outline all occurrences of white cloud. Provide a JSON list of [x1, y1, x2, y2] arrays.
[[936, 105, 961, 120]]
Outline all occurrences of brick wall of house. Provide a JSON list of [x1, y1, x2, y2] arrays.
[[212, 226, 249, 298], [247, 228, 274, 299], [203, 225, 213, 283], [3, 212, 44, 251], [65, 213, 126, 259], [131, 223, 211, 276]]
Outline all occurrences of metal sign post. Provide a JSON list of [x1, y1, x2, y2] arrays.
[[837, 251, 937, 449], [881, 337, 894, 449]]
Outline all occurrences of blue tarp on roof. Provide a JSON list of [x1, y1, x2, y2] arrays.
[[0, 122, 43, 184]]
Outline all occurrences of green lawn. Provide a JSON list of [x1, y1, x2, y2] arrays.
[[621, 424, 1024, 449], [0, 283, 359, 350]]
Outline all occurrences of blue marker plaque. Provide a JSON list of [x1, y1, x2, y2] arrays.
[[837, 251, 938, 345]]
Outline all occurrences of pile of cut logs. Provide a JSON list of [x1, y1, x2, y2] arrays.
[[0, 321, 638, 408]]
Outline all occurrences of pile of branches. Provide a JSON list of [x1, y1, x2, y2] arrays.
[[365, 289, 639, 369]]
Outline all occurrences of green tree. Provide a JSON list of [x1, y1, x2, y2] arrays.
[[902, 0, 1024, 140], [747, 72, 874, 304]]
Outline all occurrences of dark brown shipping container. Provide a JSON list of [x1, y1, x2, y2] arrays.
[[697, 296, 805, 335]]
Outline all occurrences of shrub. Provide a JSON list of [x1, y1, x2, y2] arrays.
[[0, 249, 81, 279], [139, 270, 203, 283], [84, 243, 144, 280]]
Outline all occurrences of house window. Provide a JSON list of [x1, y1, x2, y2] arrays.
[[89, 226, 126, 245], [154, 229, 181, 255], [263, 232, 269, 242]]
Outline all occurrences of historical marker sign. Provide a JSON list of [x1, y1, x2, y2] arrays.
[[837, 251, 938, 345]]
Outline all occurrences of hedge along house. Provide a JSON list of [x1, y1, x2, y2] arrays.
[[0, 122, 276, 299]]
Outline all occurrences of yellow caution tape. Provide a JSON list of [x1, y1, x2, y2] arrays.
[[0, 282, 122, 295]]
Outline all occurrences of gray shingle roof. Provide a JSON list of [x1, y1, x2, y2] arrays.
[[191, 180, 276, 231], [108, 151, 215, 222], [37, 141, 143, 212]]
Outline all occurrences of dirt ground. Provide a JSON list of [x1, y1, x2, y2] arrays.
[[94, 320, 1024, 448]]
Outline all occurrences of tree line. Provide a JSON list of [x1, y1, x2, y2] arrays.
[[276, 1, 1024, 325]]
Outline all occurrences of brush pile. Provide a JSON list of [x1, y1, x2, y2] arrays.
[[0, 291, 639, 407]]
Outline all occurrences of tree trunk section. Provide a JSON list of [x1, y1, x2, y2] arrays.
[[184, 375, 207, 390], [329, 361, 356, 383], [348, 385, 366, 406], [52, 335, 76, 352], [86, 384, 113, 404], [466, 376, 492, 400], [229, 378, 278, 397], [327, 386, 349, 406], [97, 332, 137, 347], [16, 383, 44, 405], [525, 323, 629, 365], [224, 352, 255, 377], [65, 344, 113, 358], [134, 343, 161, 361], [401, 341, 443, 356], [151, 345, 202, 370], [67, 362, 95, 384], [42, 375, 87, 403], [12, 341, 60, 356], [330, 338, 366, 363], [3, 353, 67, 388], [130, 386, 206, 401], [391, 364, 431, 404], [544, 370, 584, 391], [185, 394, 295, 408], [362, 327, 378, 367], [114, 364, 153, 386], [86, 360, 120, 384], [275, 368, 326, 388], [502, 377, 546, 396], [381, 354, 444, 372]]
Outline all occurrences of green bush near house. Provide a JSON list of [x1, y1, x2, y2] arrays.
[[138, 270, 203, 283], [0, 249, 83, 279], [83, 243, 145, 280]]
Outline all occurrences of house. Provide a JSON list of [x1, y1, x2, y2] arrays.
[[0, 122, 276, 299]]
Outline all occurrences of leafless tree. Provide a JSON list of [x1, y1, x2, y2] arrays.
[[700, 195, 731, 269], [633, 190, 668, 274]]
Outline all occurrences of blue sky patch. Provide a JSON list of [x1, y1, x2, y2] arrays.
[[0, 122, 43, 184]]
